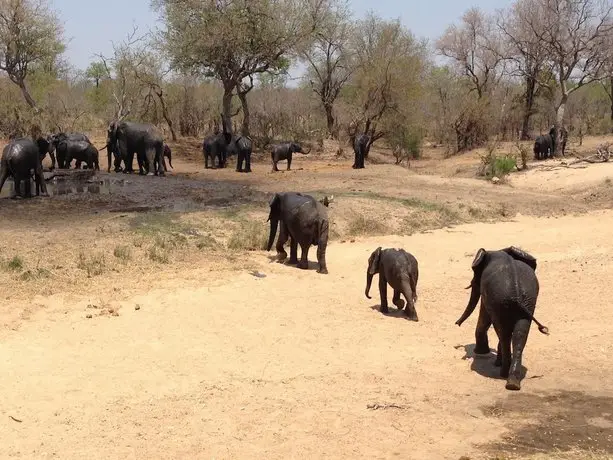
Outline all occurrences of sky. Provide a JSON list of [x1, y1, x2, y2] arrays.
[[54, 0, 513, 74]]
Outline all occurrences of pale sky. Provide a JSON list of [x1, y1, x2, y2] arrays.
[[54, 0, 513, 72]]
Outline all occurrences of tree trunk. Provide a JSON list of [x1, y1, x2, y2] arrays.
[[324, 103, 335, 139], [17, 79, 40, 113], [610, 76, 613, 132], [554, 93, 568, 157], [237, 90, 250, 137], [221, 83, 235, 134], [521, 75, 537, 140], [155, 88, 177, 141]]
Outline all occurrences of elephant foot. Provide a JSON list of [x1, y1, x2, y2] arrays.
[[277, 251, 288, 261], [317, 267, 328, 275], [297, 261, 309, 270], [245, 169, 252, 173], [393, 299, 405, 310], [494, 356, 502, 367], [380, 305, 389, 314], [473, 344, 491, 355], [404, 310, 419, 322], [505, 376, 521, 391]]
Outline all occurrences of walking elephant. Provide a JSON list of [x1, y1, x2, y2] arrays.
[[107, 121, 164, 176], [365, 247, 419, 321], [353, 134, 370, 169], [203, 116, 233, 169], [230, 135, 253, 173], [271, 142, 311, 172], [48, 132, 91, 169], [455, 246, 549, 391], [0, 137, 49, 198], [266, 192, 330, 274]]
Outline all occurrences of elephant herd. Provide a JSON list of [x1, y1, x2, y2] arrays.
[[266, 191, 549, 392]]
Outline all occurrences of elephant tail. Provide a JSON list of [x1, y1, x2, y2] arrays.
[[516, 304, 550, 335]]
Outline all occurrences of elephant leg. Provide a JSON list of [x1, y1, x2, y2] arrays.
[[473, 305, 492, 355], [245, 153, 251, 173], [379, 275, 389, 314], [401, 281, 418, 321], [235, 152, 243, 172], [35, 167, 48, 196], [297, 243, 310, 270], [0, 167, 9, 196], [499, 336, 512, 380], [392, 290, 405, 310], [272, 160, 278, 172], [287, 154, 292, 171], [24, 177, 32, 198], [276, 223, 289, 261], [506, 318, 532, 391], [494, 341, 502, 367], [288, 238, 298, 265]]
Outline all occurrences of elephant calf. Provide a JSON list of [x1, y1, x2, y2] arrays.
[[455, 246, 549, 391], [365, 247, 419, 321]]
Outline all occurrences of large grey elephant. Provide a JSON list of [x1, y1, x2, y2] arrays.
[[534, 126, 568, 160], [107, 121, 164, 176], [271, 142, 311, 172], [0, 137, 49, 198], [365, 247, 419, 321], [266, 192, 330, 274], [49, 132, 91, 168], [455, 246, 549, 391], [203, 116, 233, 169]]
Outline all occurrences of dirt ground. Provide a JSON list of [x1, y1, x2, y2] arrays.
[[1, 134, 613, 459]]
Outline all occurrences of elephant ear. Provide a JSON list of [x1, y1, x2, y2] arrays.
[[471, 248, 487, 270], [503, 246, 537, 271], [368, 247, 382, 275]]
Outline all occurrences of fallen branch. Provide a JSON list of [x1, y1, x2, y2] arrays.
[[367, 403, 405, 410]]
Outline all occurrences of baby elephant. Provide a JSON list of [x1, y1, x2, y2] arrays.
[[365, 247, 419, 321]]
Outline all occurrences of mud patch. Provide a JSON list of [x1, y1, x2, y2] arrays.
[[482, 391, 613, 456]]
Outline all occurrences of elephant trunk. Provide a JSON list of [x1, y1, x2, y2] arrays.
[[107, 142, 112, 172], [303, 145, 311, 154], [365, 272, 374, 299], [167, 151, 173, 169], [266, 216, 279, 252], [455, 280, 481, 327]]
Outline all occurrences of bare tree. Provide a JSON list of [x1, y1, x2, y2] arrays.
[[437, 8, 505, 99], [497, 1, 550, 139], [515, 0, 613, 154], [0, 0, 64, 112], [302, 0, 354, 138]]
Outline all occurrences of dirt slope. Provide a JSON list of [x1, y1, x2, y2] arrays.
[[2, 210, 613, 459]]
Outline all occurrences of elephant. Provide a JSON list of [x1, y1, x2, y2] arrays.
[[229, 135, 253, 173], [0, 137, 49, 198], [455, 246, 550, 391], [47, 132, 91, 169], [60, 140, 100, 170], [365, 247, 419, 321], [534, 126, 567, 160], [203, 116, 233, 169], [163, 144, 173, 170], [107, 121, 164, 176], [352, 134, 370, 169], [271, 142, 311, 172], [143, 143, 173, 174], [266, 192, 330, 274]]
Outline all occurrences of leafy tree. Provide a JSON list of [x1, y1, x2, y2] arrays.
[[0, 0, 65, 112]]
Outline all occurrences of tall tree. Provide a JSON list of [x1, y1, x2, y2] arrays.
[[514, 0, 613, 154], [86, 61, 107, 88], [347, 13, 426, 149], [0, 0, 64, 112], [302, 0, 354, 138], [152, 0, 324, 136]]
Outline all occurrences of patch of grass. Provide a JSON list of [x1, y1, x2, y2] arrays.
[[20, 268, 51, 282], [6, 255, 24, 272], [113, 245, 133, 262], [154, 233, 188, 250], [346, 214, 388, 236], [77, 252, 106, 277], [227, 220, 268, 251], [148, 245, 169, 264], [493, 155, 517, 177], [196, 234, 220, 250]]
